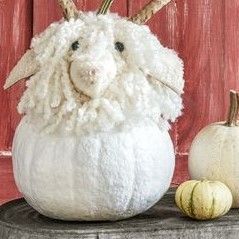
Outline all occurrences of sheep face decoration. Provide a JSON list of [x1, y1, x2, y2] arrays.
[[5, 0, 184, 221]]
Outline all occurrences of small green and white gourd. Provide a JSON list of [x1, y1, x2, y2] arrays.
[[175, 180, 232, 220]]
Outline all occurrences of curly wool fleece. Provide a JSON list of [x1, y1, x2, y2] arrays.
[[19, 12, 184, 135]]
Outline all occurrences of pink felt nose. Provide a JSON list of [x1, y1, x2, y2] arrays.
[[84, 68, 100, 85], [84, 68, 100, 77], [89, 69, 96, 76]]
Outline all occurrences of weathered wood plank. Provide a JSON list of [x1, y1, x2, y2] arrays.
[[0, 0, 33, 151], [33, 0, 128, 35], [172, 155, 189, 186], [1, 190, 238, 239], [0, 158, 21, 205], [176, 0, 239, 153], [81, 0, 127, 16]]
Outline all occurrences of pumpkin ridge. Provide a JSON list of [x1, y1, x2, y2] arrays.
[[208, 181, 215, 219], [28, 135, 45, 214], [220, 183, 232, 215], [179, 185, 187, 215], [122, 146, 137, 215], [218, 126, 227, 178], [209, 197, 215, 219], [189, 182, 200, 218], [221, 198, 230, 215], [70, 138, 78, 212]]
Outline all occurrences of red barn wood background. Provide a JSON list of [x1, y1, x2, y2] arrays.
[[0, 0, 239, 204]]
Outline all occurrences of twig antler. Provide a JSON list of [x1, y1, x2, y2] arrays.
[[58, 0, 78, 21], [130, 0, 172, 24], [97, 0, 114, 15]]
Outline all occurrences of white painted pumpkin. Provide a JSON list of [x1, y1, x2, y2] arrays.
[[189, 91, 239, 208], [13, 118, 175, 220], [5, 0, 184, 221]]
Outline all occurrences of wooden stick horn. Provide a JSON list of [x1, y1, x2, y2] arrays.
[[130, 0, 172, 25], [57, 0, 78, 21], [97, 0, 114, 15]]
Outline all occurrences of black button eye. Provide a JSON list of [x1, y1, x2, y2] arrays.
[[71, 41, 79, 51], [115, 42, 125, 53]]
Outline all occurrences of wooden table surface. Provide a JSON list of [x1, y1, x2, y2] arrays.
[[0, 189, 238, 239]]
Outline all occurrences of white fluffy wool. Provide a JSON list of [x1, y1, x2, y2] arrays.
[[18, 12, 184, 135]]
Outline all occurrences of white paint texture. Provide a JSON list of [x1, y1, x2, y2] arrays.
[[13, 118, 175, 220]]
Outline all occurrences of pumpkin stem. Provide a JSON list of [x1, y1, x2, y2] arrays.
[[225, 90, 238, 127], [234, 92, 239, 126]]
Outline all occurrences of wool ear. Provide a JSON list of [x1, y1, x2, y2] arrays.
[[146, 74, 182, 96], [4, 50, 39, 90], [149, 48, 184, 96], [141, 48, 184, 122]]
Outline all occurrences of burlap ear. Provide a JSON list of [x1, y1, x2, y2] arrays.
[[4, 50, 38, 90]]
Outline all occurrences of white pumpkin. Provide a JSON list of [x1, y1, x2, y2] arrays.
[[189, 91, 239, 208], [13, 118, 175, 221]]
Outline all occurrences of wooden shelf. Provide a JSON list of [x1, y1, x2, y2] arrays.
[[0, 189, 238, 239]]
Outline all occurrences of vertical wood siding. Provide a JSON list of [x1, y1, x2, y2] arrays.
[[0, 0, 239, 203], [176, 0, 239, 154], [0, 0, 33, 152], [0, 0, 33, 204], [33, 0, 128, 34], [0, 157, 21, 204]]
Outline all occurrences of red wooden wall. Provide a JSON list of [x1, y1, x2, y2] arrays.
[[0, 0, 239, 204]]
